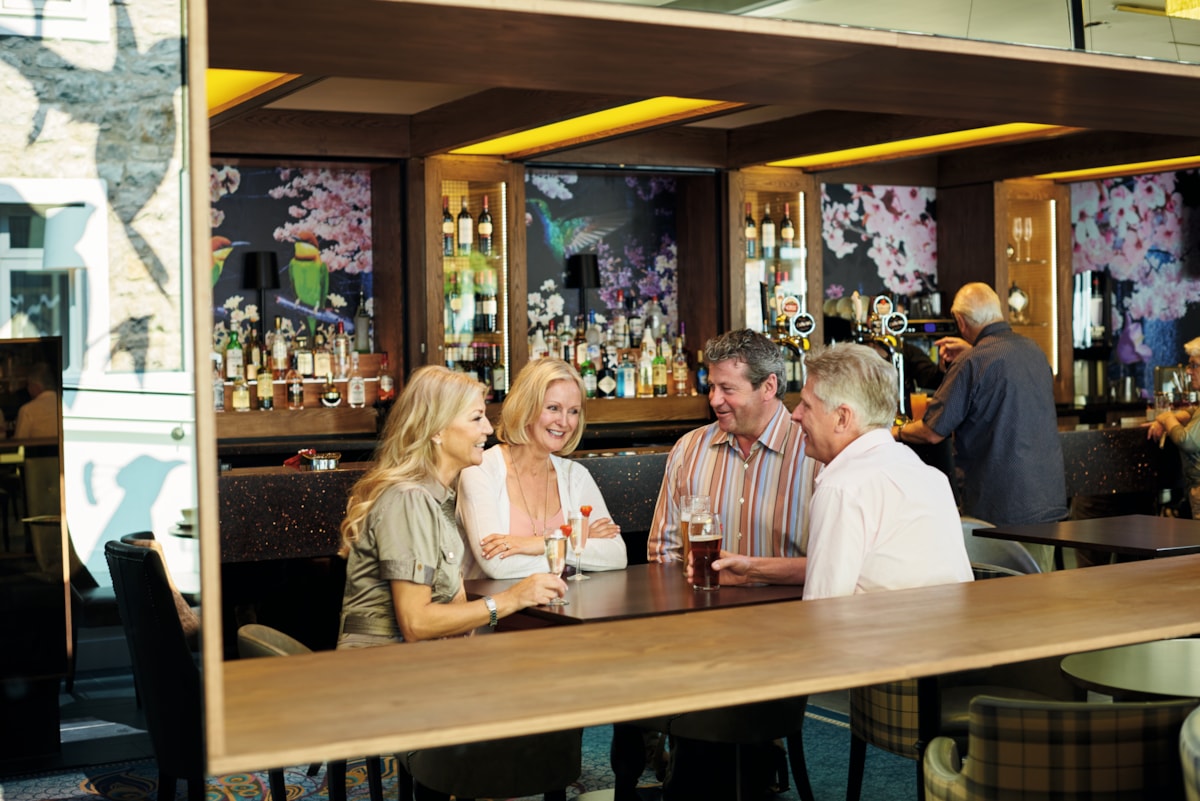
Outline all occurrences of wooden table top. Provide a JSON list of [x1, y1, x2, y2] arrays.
[[975, 515, 1200, 558], [208, 555, 1200, 774], [1061, 638, 1200, 700], [464, 563, 807, 625]]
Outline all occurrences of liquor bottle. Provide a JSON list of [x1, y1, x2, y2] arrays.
[[332, 321, 352, 379], [377, 352, 395, 404], [597, 348, 617, 399], [347, 352, 366, 409], [313, 333, 332, 380], [628, 299, 644, 346], [580, 353, 597, 399], [442, 195, 455, 257], [696, 350, 709, 395], [457, 196, 473, 256], [573, 316, 588, 370], [744, 202, 758, 259], [490, 344, 507, 402], [353, 290, 371, 353], [231, 375, 251, 412], [270, 315, 289, 378], [286, 355, 304, 410], [478, 194, 493, 256], [652, 343, 669, 397], [294, 335, 314, 378], [760, 204, 776, 260], [678, 321, 687, 352], [530, 326, 549, 360], [619, 352, 636, 399], [545, 318, 561, 361], [320, 373, 342, 407], [560, 317, 575, 365], [244, 348, 258, 384], [246, 329, 262, 376], [224, 329, 244, 381], [212, 358, 225, 413], [780, 202, 795, 251], [613, 289, 630, 349], [645, 296, 663, 342], [672, 337, 689, 396], [637, 347, 655, 398], [256, 360, 274, 411]]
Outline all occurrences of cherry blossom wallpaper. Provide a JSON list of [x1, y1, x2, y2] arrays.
[[209, 164, 373, 352], [821, 183, 938, 317], [1071, 170, 1200, 393]]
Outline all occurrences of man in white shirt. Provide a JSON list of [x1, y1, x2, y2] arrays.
[[15, 362, 59, 440], [710, 342, 972, 597]]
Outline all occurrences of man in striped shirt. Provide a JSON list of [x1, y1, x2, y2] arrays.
[[647, 328, 816, 565]]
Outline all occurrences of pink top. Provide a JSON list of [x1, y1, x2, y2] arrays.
[[510, 504, 566, 538]]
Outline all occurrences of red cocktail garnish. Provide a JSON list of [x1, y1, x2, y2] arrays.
[[560, 524, 573, 537], [580, 505, 593, 517]]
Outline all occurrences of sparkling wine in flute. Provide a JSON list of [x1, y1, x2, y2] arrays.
[[568, 514, 589, 581], [689, 512, 720, 591], [544, 531, 570, 605]]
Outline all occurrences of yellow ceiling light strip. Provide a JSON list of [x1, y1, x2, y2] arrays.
[[207, 69, 301, 117], [767, 124, 1080, 171], [1168, 0, 1200, 18], [1036, 155, 1200, 182], [451, 97, 740, 158]]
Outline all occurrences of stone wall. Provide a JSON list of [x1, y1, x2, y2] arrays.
[[0, 0, 185, 373]]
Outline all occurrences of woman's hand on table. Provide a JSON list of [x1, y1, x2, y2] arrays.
[[481, 533, 544, 560], [585, 516, 621, 539], [504, 573, 567, 609]]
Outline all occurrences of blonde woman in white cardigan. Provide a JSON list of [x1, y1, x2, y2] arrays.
[[457, 358, 627, 580]]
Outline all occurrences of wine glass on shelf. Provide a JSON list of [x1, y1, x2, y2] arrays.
[[567, 510, 589, 581], [1011, 217, 1023, 262], [1022, 217, 1033, 262], [544, 528, 569, 605]]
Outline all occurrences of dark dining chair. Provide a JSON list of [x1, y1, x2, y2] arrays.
[[1182, 704, 1200, 801], [926, 695, 1198, 800]]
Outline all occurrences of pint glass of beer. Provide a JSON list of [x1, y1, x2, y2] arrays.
[[689, 511, 721, 591]]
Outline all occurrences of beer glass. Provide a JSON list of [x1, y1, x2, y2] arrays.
[[689, 511, 721, 591]]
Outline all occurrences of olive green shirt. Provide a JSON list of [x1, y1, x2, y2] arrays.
[[338, 478, 464, 645]]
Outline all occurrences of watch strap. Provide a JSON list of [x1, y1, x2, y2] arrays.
[[483, 595, 498, 629]]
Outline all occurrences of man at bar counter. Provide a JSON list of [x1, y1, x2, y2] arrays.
[[704, 343, 972, 596], [894, 282, 1067, 566], [626, 329, 816, 801]]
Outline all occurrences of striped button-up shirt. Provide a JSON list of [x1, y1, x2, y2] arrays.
[[647, 402, 816, 562]]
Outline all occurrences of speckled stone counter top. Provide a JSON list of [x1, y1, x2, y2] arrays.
[[217, 431, 1181, 564]]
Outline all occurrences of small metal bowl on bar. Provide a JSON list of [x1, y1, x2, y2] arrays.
[[299, 449, 341, 471]]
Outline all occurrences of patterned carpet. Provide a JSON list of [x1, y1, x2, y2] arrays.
[[0, 708, 914, 801]]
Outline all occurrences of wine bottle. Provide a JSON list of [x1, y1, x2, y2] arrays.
[[744, 202, 758, 259], [457, 196, 473, 256], [478, 194, 493, 256], [353, 290, 371, 353], [780, 202, 795, 251], [490, 344, 507, 402], [442, 195, 455, 257], [760, 204, 776, 260], [480, 269, 498, 332]]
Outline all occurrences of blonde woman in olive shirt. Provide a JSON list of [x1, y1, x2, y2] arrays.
[[337, 366, 564, 648]]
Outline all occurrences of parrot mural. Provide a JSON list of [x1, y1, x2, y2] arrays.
[[288, 230, 329, 338], [211, 236, 248, 286]]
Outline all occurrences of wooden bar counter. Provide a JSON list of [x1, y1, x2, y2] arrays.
[[210, 555, 1200, 773]]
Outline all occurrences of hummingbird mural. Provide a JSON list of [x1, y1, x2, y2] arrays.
[[525, 199, 627, 263], [287, 230, 329, 338]]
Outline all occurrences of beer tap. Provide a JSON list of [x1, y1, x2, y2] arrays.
[[870, 297, 910, 424]]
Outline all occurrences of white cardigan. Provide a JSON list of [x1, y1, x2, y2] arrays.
[[456, 445, 628, 579]]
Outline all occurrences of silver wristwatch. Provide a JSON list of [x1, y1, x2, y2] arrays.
[[483, 595, 498, 629]]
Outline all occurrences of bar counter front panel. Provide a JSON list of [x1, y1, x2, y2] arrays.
[[218, 425, 1180, 563]]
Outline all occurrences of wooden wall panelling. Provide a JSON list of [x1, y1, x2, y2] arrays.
[[935, 183, 997, 303], [371, 162, 405, 379], [725, 170, 747, 336], [677, 173, 721, 355], [209, 110, 411, 159]]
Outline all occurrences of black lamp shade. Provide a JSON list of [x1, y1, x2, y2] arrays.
[[565, 253, 600, 290], [242, 251, 281, 291]]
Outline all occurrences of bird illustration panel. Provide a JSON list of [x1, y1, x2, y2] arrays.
[[209, 164, 373, 351], [525, 168, 678, 338]]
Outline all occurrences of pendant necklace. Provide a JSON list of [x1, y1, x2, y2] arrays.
[[509, 445, 554, 536]]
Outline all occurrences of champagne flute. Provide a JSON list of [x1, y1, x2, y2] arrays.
[[1011, 217, 1023, 262], [567, 511, 589, 581], [544, 528, 569, 605], [1022, 217, 1033, 262]]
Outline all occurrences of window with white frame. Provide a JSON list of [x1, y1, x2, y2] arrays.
[[0, 0, 110, 42], [0, 179, 109, 385]]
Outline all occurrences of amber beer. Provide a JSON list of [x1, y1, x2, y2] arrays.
[[689, 511, 720, 591]]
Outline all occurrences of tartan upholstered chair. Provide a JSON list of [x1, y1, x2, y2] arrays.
[[925, 695, 1198, 800], [1182, 704, 1200, 801]]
